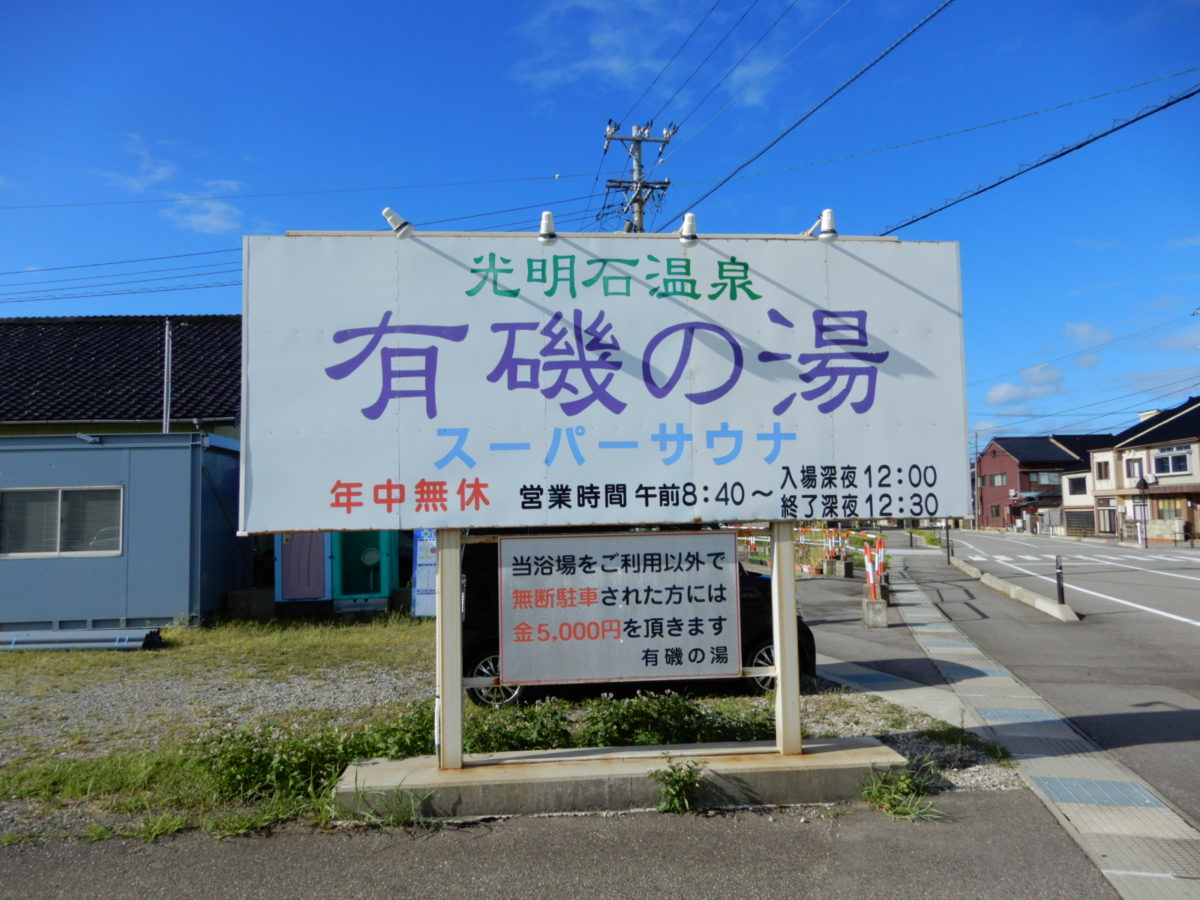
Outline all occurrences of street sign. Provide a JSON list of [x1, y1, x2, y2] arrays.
[[498, 531, 741, 684], [240, 232, 967, 532]]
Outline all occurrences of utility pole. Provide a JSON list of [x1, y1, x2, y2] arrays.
[[604, 119, 677, 233]]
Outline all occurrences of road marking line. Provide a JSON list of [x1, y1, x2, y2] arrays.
[[986, 559, 1200, 627]]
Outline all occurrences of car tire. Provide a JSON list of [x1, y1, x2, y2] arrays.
[[464, 650, 524, 708], [745, 630, 816, 694]]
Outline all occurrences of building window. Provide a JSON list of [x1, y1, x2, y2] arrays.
[[1067, 476, 1087, 496], [1095, 461, 1110, 481], [989, 473, 1007, 487], [1029, 471, 1061, 487], [0, 487, 122, 557], [989, 504, 1001, 519], [1126, 458, 1143, 479], [1155, 497, 1183, 520], [1153, 445, 1189, 475]]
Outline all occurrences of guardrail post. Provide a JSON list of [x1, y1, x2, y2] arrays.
[[1055, 555, 1065, 605]]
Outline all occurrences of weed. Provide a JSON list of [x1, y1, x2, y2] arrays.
[[0, 832, 39, 846], [648, 753, 707, 814], [82, 823, 116, 843], [860, 756, 944, 822], [127, 813, 188, 843], [463, 700, 572, 754]]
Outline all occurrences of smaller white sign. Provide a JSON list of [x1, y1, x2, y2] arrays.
[[499, 532, 741, 685], [411, 529, 438, 617]]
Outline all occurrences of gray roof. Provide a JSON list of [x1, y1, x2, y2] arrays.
[[0, 315, 240, 422]]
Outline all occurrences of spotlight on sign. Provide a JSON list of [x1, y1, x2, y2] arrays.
[[381, 207, 414, 238], [538, 211, 557, 246], [803, 208, 838, 243], [679, 212, 698, 246]]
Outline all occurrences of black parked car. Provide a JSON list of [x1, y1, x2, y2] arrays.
[[459, 537, 816, 707]]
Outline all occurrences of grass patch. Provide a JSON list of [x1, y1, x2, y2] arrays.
[[861, 755, 944, 821], [0, 614, 436, 692]]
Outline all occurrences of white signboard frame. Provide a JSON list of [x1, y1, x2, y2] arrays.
[[498, 531, 741, 685], [240, 232, 966, 533]]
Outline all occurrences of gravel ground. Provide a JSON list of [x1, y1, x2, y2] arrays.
[[0, 665, 1020, 840]]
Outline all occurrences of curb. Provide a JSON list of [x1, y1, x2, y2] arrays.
[[949, 557, 1080, 623]]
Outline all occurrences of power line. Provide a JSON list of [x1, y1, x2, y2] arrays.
[[656, 0, 856, 171], [650, 0, 763, 125], [0, 173, 595, 212], [968, 313, 1200, 387], [717, 65, 1200, 184], [657, 0, 959, 231], [879, 79, 1200, 235], [0, 248, 240, 277], [619, 1, 721, 126], [0, 260, 239, 288], [670, 0, 803, 132], [0, 268, 242, 299], [0, 281, 240, 305]]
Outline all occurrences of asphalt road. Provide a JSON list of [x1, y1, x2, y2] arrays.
[[903, 535, 1200, 829], [0, 793, 1115, 900]]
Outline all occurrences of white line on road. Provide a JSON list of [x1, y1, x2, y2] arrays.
[[988, 559, 1200, 628]]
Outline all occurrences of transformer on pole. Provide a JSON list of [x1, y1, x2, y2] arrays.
[[603, 119, 677, 233]]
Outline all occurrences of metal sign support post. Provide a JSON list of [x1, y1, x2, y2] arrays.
[[435, 528, 463, 769], [770, 521, 803, 755]]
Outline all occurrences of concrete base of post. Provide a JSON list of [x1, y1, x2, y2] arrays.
[[823, 559, 854, 578], [863, 582, 891, 604], [862, 596, 888, 628]]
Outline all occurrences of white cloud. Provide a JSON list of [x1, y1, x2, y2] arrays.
[[1064, 321, 1114, 349], [985, 382, 1029, 406], [94, 133, 177, 192], [514, 0, 676, 89], [162, 196, 242, 234], [1074, 354, 1100, 369], [1168, 235, 1200, 248], [0, 176, 13, 189], [984, 364, 1064, 407]]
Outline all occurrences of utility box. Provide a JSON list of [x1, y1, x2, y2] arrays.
[[0, 432, 247, 632]]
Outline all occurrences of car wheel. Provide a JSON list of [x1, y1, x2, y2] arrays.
[[746, 634, 815, 693], [464, 651, 524, 708], [747, 640, 776, 694]]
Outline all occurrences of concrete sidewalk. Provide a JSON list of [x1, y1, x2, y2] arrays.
[[817, 555, 1200, 900]]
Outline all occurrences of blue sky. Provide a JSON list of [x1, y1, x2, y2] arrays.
[[2, 0, 1197, 447]]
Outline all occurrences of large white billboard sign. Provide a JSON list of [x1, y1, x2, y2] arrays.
[[499, 531, 741, 684], [240, 233, 967, 531]]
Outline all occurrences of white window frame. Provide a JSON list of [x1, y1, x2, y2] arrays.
[[0, 486, 124, 559], [1153, 444, 1190, 475]]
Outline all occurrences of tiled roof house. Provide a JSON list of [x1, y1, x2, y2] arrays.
[[0, 315, 240, 436]]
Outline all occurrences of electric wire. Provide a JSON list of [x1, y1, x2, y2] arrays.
[[0, 261, 240, 288], [0, 173, 596, 212], [968, 313, 1200, 387], [668, 0, 802, 133], [0, 248, 240, 277], [657, 0, 959, 231], [0, 281, 241, 305], [619, 1, 721, 126], [879, 79, 1200, 235], [718, 65, 1200, 183], [655, 0, 856, 172], [0, 268, 242, 298], [649, 0, 763, 125]]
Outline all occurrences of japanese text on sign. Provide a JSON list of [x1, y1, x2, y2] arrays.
[[499, 532, 741, 684]]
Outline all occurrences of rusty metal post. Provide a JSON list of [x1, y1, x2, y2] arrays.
[[770, 521, 802, 755], [435, 528, 463, 769]]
